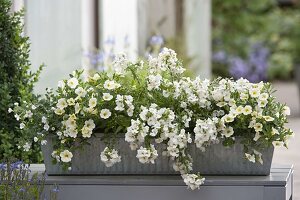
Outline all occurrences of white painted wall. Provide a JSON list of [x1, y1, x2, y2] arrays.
[[101, 0, 138, 59], [25, 0, 82, 93]]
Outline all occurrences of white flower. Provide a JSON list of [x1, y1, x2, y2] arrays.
[[258, 100, 267, 108], [249, 88, 260, 98], [58, 80, 65, 88], [223, 114, 234, 123], [23, 142, 31, 152], [89, 97, 97, 108], [44, 124, 50, 131], [271, 127, 279, 135], [235, 106, 243, 115], [103, 93, 113, 101], [20, 123, 25, 129], [14, 114, 20, 121], [54, 108, 65, 115], [259, 93, 269, 101], [84, 119, 95, 130], [112, 53, 128, 76], [31, 105, 37, 110], [100, 109, 112, 119], [263, 116, 274, 122], [8, 108, 13, 113], [254, 123, 263, 132], [34, 137, 38, 142], [136, 145, 158, 164], [67, 77, 79, 89], [41, 140, 47, 145], [182, 174, 205, 190], [75, 87, 87, 98], [245, 153, 255, 163], [222, 126, 234, 137], [42, 116, 47, 124], [104, 80, 120, 90], [253, 132, 261, 141], [60, 150, 73, 163], [56, 98, 68, 109], [67, 98, 75, 106], [272, 140, 284, 147], [100, 147, 122, 167], [81, 126, 92, 138], [75, 103, 81, 114], [147, 74, 162, 91], [242, 105, 252, 115], [283, 106, 291, 116]]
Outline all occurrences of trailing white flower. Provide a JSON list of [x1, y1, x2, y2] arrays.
[[100, 147, 121, 167], [182, 174, 205, 190], [136, 145, 158, 164], [60, 150, 73, 163], [112, 53, 129, 76]]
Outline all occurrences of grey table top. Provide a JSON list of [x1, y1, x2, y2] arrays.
[[30, 164, 293, 186]]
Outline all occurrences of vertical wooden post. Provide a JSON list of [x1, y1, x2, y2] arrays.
[[184, 0, 211, 78]]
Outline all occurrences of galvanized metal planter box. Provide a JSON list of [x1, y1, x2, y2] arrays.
[[42, 134, 274, 176]]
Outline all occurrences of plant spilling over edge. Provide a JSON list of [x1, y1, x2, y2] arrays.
[[12, 48, 294, 190]]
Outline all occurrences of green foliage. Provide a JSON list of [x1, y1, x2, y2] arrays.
[[212, 0, 300, 80], [0, 0, 42, 162]]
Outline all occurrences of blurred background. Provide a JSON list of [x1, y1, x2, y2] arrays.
[[11, 0, 300, 198]]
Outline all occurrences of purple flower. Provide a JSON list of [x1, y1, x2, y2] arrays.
[[213, 51, 227, 64], [149, 35, 164, 46], [228, 43, 270, 82]]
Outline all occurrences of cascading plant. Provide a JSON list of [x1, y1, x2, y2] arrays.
[[12, 48, 294, 190]]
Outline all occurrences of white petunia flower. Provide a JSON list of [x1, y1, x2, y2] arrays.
[[222, 126, 234, 137], [254, 123, 263, 132], [104, 80, 120, 90], [67, 77, 79, 89], [103, 93, 113, 101], [75, 87, 87, 98], [89, 97, 97, 108], [263, 116, 274, 122], [100, 109, 112, 119], [56, 98, 68, 109], [60, 150, 73, 163], [8, 108, 13, 113], [242, 105, 252, 115]]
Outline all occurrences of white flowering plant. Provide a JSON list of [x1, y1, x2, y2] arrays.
[[12, 48, 293, 190]]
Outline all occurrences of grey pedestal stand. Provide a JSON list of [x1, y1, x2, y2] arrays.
[[31, 164, 293, 200]]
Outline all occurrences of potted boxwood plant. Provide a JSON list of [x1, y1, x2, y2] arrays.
[[13, 48, 293, 190]]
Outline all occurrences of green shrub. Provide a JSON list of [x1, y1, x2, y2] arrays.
[[0, 0, 42, 162]]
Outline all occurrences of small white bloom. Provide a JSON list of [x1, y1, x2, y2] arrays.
[[245, 153, 255, 163], [75, 87, 87, 98], [8, 108, 13, 113], [20, 123, 25, 129], [44, 124, 50, 131], [103, 93, 113, 101], [56, 98, 68, 109], [67, 98, 75, 106], [60, 150, 73, 163], [89, 97, 97, 108], [283, 106, 291, 116], [242, 105, 252, 115], [222, 126, 234, 137], [34, 137, 38, 142], [104, 80, 120, 90], [23, 142, 31, 152], [41, 140, 47, 145], [263, 116, 274, 122], [182, 174, 205, 190], [100, 109, 112, 119], [254, 123, 263, 132], [67, 77, 78, 89], [272, 140, 284, 147], [100, 147, 122, 167], [58, 80, 65, 88]]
